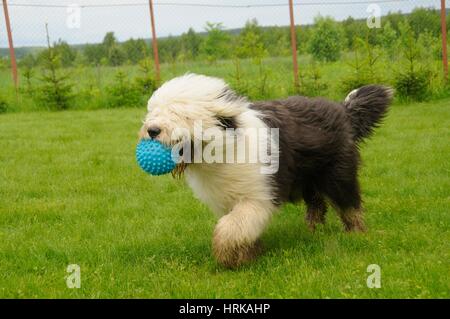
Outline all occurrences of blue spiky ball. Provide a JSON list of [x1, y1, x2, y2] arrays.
[[136, 139, 176, 176]]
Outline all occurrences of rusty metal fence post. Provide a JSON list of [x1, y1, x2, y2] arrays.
[[149, 0, 161, 85], [2, 0, 18, 89], [288, 0, 299, 91]]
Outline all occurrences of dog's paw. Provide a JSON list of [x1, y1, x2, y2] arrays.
[[305, 209, 326, 232], [213, 237, 263, 269], [339, 208, 367, 233], [212, 215, 263, 268]]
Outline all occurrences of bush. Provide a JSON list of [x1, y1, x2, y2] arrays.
[[394, 69, 430, 101], [0, 96, 8, 113], [308, 16, 345, 62], [0, 57, 9, 70], [106, 71, 141, 108]]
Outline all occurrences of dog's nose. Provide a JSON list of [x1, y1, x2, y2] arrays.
[[147, 126, 161, 138]]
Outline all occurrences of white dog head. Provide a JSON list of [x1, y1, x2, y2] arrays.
[[139, 73, 248, 147]]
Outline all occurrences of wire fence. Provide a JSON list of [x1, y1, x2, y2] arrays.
[[1, 0, 442, 46], [0, 0, 448, 91]]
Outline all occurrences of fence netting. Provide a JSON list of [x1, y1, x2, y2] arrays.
[[0, 0, 443, 50]]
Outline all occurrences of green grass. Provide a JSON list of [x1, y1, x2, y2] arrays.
[[0, 97, 449, 298]]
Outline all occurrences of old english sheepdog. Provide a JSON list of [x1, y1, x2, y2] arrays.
[[139, 74, 393, 268]]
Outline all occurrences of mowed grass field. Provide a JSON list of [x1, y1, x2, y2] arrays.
[[0, 97, 449, 298]]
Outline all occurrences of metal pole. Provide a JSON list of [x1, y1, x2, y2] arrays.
[[441, 0, 448, 82], [2, 0, 18, 89], [289, 0, 299, 91], [149, 0, 161, 84]]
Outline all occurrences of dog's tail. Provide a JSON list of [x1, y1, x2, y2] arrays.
[[343, 85, 393, 143]]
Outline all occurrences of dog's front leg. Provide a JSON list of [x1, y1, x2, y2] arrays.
[[212, 200, 273, 268]]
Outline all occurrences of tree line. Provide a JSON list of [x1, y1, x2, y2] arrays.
[[9, 7, 447, 69]]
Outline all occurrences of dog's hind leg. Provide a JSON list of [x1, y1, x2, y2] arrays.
[[303, 187, 327, 231], [324, 176, 366, 232], [212, 200, 274, 268]]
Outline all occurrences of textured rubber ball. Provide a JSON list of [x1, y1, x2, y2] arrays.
[[136, 139, 176, 176]]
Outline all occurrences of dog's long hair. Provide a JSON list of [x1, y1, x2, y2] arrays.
[[250, 85, 393, 208], [344, 85, 392, 142], [141, 74, 393, 212]]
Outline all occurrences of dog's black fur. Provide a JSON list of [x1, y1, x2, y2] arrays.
[[249, 85, 393, 221]]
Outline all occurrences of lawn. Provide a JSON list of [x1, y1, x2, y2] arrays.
[[0, 97, 449, 298]]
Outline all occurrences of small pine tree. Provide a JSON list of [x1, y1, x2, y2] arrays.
[[299, 61, 328, 96], [134, 59, 156, 94], [394, 21, 430, 101], [308, 16, 345, 62], [378, 21, 397, 58], [37, 24, 74, 110], [235, 20, 269, 99], [229, 57, 249, 96], [107, 71, 141, 108], [200, 22, 231, 64], [341, 37, 383, 93], [22, 66, 34, 96]]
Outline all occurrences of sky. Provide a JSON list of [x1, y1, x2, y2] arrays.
[[0, 0, 443, 47]]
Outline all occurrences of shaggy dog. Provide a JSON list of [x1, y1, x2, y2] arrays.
[[139, 74, 393, 268]]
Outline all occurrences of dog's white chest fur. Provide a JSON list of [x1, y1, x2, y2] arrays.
[[183, 109, 276, 216], [185, 162, 274, 216]]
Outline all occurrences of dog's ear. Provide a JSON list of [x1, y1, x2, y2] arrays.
[[216, 115, 238, 129]]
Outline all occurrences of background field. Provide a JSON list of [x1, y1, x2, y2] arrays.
[[0, 97, 449, 298]]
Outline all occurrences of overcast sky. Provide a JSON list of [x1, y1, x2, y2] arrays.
[[0, 0, 443, 47]]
